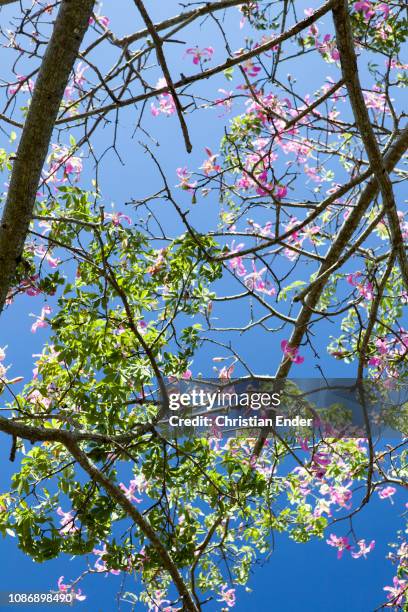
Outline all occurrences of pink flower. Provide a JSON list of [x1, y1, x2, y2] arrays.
[[378, 3, 390, 19], [57, 577, 69, 593], [378, 486, 396, 502], [304, 164, 323, 183], [151, 78, 176, 117], [298, 438, 309, 451], [19, 275, 41, 297], [354, 1, 376, 19], [219, 364, 235, 380], [275, 185, 287, 199], [311, 452, 331, 478], [384, 576, 407, 606], [346, 272, 374, 300], [30, 305, 52, 333], [27, 389, 51, 410], [244, 262, 275, 296], [96, 15, 110, 28], [330, 483, 352, 509], [326, 534, 352, 559], [376, 338, 389, 355], [363, 89, 390, 115], [351, 539, 375, 559], [57, 577, 86, 601], [217, 585, 236, 608], [0, 347, 6, 362], [56, 507, 77, 535], [227, 241, 247, 276], [168, 369, 192, 383], [185, 46, 214, 65], [34, 244, 61, 268], [215, 89, 234, 114], [147, 589, 180, 612], [47, 145, 83, 183], [89, 15, 110, 28], [241, 58, 261, 77], [104, 212, 132, 226], [281, 340, 304, 364], [316, 34, 340, 63], [119, 475, 147, 504], [200, 148, 221, 176], [176, 167, 197, 192]]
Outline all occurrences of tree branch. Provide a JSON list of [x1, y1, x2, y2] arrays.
[[332, 0, 408, 290], [62, 437, 199, 612], [55, 0, 335, 125], [253, 124, 408, 456], [115, 0, 247, 48], [0, 0, 95, 314], [133, 0, 192, 153], [0, 411, 198, 611]]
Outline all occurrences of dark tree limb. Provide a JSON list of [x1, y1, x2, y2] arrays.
[[133, 0, 192, 153], [0, 0, 95, 314], [0, 412, 198, 612], [253, 124, 408, 456], [332, 0, 408, 290], [115, 0, 247, 48], [63, 438, 199, 612]]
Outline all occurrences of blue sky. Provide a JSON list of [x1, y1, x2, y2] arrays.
[[0, 0, 407, 610]]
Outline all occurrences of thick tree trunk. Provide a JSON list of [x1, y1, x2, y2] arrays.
[[0, 0, 95, 314]]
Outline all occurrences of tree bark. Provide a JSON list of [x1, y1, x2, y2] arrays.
[[0, 0, 95, 314]]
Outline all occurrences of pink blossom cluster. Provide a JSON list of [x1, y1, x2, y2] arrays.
[[151, 78, 176, 117], [327, 534, 375, 559], [57, 577, 86, 602], [282, 217, 320, 261], [45, 144, 83, 185], [30, 305, 52, 333], [383, 576, 407, 607], [346, 271, 374, 300], [56, 507, 78, 535], [119, 474, 147, 504], [304, 12, 340, 63], [363, 88, 391, 115], [353, 2, 391, 21], [366, 333, 408, 378], [385, 538, 408, 607], [281, 340, 304, 365], [88, 14, 110, 28], [226, 243, 276, 296], [148, 589, 181, 612]]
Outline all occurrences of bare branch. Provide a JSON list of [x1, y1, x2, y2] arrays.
[[133, 0, 192, 152], [55, 1, 335, 125]]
